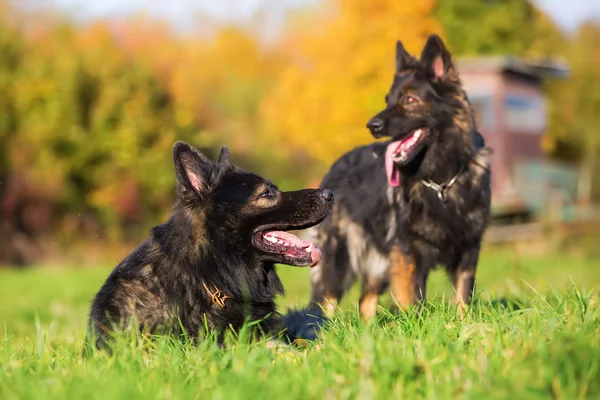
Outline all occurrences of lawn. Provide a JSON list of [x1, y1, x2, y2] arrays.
[[1, 247, 599, 399]]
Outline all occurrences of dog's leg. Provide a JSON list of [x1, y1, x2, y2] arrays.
[[358, 248, 388, 321], [359, 290, 379, 321], [310, 265, 345, 318], [454, 270, 475, 318], [310, 234, 355, 318], [451, 249, 479, 317], [321, 295, 339, 318], [389, 246, 427, 312], [359, 279, 387, 321]]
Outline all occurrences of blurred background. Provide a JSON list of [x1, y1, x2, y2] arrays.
[[1, 0, 599, 268]]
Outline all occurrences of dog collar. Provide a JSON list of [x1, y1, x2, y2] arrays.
[[421, 164, 464, 202]]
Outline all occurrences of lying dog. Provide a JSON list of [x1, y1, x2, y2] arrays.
[[87, 141, 333, 350]]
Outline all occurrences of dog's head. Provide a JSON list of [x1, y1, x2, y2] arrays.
[[172, 141, 333, 267], [366, 34, 476, 186]]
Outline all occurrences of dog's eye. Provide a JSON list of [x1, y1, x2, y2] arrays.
[[258, 188, 274, 199], [402, 95, 418, 106]]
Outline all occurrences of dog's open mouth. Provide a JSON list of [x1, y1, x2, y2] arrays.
[[385, 128, 428, 187], [254, 230, 322, 267]]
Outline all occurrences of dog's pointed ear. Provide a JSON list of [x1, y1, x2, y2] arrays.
[[395, 40, 412, 73], [217, 145, 233, 168], [173, 141, 215, 200], [420, 34, 457, 82]]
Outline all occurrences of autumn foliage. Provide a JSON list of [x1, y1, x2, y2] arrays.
[[262, 0, 441, 174], [0, 0, 599, 265], [0, 9, 287, 263]]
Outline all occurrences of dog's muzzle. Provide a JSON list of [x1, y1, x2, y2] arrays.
[[366, 117, 385, 138]]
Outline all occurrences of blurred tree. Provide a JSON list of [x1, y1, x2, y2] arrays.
[[544, 23, 600, 201], [261, 0, 441, 177], [8, 21, 190, 242], [0, 3, 39, 265], [525, 7, 568, 58], [114, 21, 292, 185], [436, 0, 568, 58], [436, 0, 536, 56], [0, 4, 294, 264], [0, 3, 21, 183]]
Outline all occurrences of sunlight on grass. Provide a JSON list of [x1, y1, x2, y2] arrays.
[[0, 248, 599, 399]]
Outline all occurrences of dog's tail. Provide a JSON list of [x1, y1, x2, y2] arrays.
[[281, 307, 327, 343]]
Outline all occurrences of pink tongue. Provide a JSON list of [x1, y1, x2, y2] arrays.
[[309, 245, 322, 267], [264, 231, 309, 247], [264, 231, 322, 267], [385, 141, 403, 187]]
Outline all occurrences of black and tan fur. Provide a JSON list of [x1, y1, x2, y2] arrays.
[[87, 141, 332, 350], [309, 35, 491, 320]]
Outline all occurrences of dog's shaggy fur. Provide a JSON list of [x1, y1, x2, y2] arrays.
[[309, 35, 492, 319], [87, 141, 332, 350]]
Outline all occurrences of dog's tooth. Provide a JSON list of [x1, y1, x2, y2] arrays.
[[306, 244, 312, 253]]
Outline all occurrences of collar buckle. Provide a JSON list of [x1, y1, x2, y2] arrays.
[[421, 164, 464, 202]]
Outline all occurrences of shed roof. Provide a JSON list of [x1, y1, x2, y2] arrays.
[[457, 56, 569, 80]]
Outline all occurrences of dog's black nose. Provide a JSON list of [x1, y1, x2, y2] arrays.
[[320, 189, 334, 202], [367, 117, 384, 132]]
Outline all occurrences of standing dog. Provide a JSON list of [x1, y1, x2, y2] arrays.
[[87, 141, 333, 350], [309, 35, 491, 320]]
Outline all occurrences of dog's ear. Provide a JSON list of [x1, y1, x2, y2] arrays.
[[395, 40, 412, 73], [420, 34, 458, 83], [173, 141, 216, 200], [217, 145, 234, 168]]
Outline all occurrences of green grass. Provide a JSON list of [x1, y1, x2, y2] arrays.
[[1, 248, 599, 399]]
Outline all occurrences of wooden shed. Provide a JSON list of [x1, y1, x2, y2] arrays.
[[457, 56, 571, 217]]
